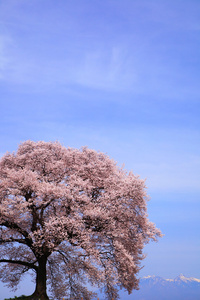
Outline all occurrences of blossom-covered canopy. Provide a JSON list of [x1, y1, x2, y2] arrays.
[[0, 141, 161, 300]]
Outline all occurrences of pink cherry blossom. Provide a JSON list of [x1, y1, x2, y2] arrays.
[[0, 141, 162, 300]]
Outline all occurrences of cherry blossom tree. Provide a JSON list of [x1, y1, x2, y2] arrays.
[[0, 141, 162, 300]]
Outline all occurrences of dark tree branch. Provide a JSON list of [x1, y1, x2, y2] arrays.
[[0, 259, 38, 271], [0, 221, 33, 249], [0, 221, 29, 239], [0, 237, 28, 245]]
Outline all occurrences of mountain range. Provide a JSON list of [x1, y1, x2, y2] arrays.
[[116, 274, 200, 300]]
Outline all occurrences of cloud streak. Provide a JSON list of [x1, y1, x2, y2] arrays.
[[0, 0, 199, 100]]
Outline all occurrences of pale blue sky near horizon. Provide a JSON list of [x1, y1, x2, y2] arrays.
[[0, 0, 200, 298]]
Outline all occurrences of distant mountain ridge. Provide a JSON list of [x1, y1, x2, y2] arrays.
[[116, 274, 200, 300], [142, 273, 200, 286]]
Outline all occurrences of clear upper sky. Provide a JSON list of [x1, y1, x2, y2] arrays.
[[0, 0, 200, 298]]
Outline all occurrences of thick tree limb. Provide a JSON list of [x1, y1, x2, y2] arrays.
[[0, 221, 29, 239], [0, 259, 38, 271], [0, 237, 29, 245]]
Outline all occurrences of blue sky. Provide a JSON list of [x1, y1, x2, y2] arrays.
[[0, 0, 200, 298]]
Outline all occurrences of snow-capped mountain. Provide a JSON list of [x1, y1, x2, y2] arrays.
[[142, 273, 200, 286], [117, 274, 200, 300]]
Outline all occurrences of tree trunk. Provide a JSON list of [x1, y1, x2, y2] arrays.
[[31, 256, 49, 300]]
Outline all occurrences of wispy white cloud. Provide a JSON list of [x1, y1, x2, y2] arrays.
[[1, 38, 199, 101], [0, 43, 138, 93], [0, 0, 199, 100], [68, 46, 138, 91]]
